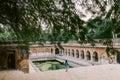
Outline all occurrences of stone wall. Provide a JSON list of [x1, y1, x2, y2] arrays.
[[29, 42, 119, 64], [0, 44, 29, 73]]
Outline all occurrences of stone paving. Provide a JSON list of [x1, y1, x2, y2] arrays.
[[0, 70, 24, 80], [0, 64, 120, 80]]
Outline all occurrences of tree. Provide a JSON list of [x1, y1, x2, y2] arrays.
[[0, 0, 84, 44], [0, 0, 119, 45]]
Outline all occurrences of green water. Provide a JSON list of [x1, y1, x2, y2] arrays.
[[33, 60, 72, 71]]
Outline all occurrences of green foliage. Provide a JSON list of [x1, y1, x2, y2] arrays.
[[0, 0, 84, 44], [106, 47, 118, 57], [0, 0, 119, 47]]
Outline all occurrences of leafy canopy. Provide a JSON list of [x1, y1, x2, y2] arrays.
[[0, 0, 120, 46]]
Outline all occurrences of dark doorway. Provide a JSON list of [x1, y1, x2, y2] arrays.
[[81, 50, 84, 59], [68, 49, 70, 56], [117, 52, 120, 64], [51, 49, 53, 54], [71, 49, 74, 57], [7, 53, 15, 69], [93, 52, 98, 62], [55, 48, 59, 55], [81, 53, 84, 59], [86, 51, 91, 60], [76, 50, 79, 58], [72, 53, 74, 57]]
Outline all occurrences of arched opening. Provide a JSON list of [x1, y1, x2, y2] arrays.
[[93, 52, 98, 62], [72, 49, 74, 57], [68, 49, 70, 56], [81, 50, 84, 59], [55, 48, 59, 55], [51, 49, 53, 54], [76, 50, 79, 58], [65, 49, 67, 56], [86, 51, 91, 60]]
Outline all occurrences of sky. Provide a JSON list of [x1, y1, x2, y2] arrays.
[[74, 0, 113, 21]]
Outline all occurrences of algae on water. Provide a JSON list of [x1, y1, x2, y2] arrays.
[[33, 60, 68, 71]]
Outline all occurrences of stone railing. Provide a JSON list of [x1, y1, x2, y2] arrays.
[[30, 53, 55, 61], [59, 39, 120, 48], [30, 38, 120, 48]]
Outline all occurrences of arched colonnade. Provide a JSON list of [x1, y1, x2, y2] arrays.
[[52, 48, 100, 62]]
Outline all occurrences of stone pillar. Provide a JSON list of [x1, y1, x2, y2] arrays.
[[91, 54, 94, 62], [98, 55, 101, 63], [84, 53, 87, 61], [53, 48, 55, 55], [79, 53, 81, 60], [114, 55, 117, 63]]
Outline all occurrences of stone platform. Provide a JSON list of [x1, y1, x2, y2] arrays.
[[0, 64, 120, 80]]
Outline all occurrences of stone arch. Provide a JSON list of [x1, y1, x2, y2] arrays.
[[81, 50, 84, 59], [93, 52, 98, 62], [86, 51, 91, 60], [71, 49, 74, 57], [76, 50, 79, 58]]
